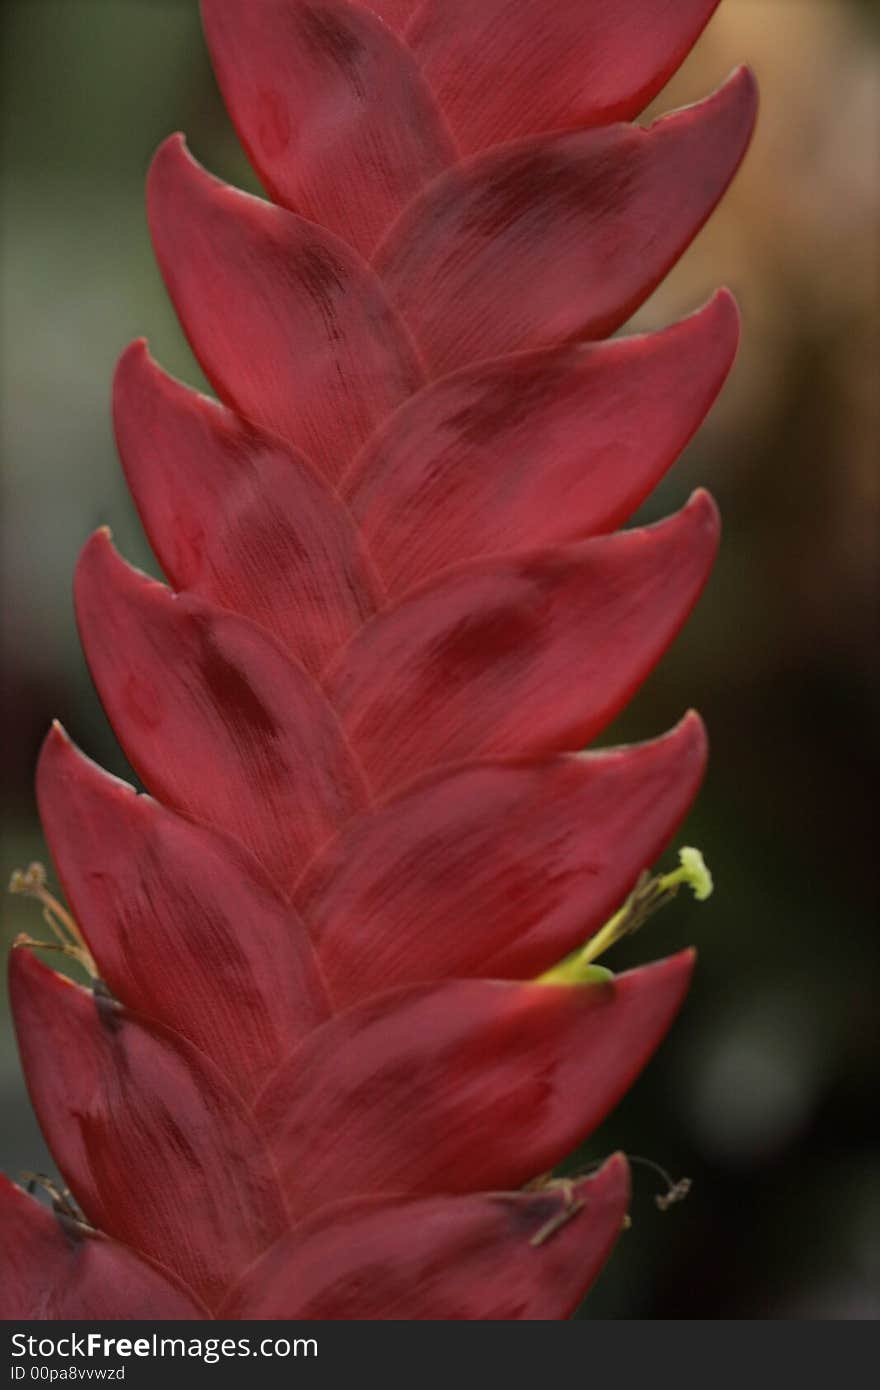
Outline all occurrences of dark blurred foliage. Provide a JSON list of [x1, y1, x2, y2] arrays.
[[1, 1, 878, 1318]]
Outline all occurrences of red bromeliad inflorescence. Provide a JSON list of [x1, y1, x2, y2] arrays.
[[2, 1, 755, 1319]]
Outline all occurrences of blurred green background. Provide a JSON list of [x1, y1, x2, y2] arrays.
[[1, 0, 878, 1318]]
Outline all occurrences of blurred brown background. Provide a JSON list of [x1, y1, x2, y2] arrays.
[[1, 0, 878, 1318]]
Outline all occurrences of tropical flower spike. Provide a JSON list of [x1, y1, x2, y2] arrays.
[[2, 0, 755, 1321]]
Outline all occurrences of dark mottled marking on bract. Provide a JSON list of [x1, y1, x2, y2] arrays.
[[300, 4, 367, 99], [460, 142, 602, 240], [197, 628, 280, 741], [499, 1192, 562, 1237], [430, 604, 543, 678], [298, 243, 348, 344], [447, 354, 573, 445], [93, 980, 124, 1035]]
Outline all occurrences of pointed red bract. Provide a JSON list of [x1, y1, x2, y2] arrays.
[[345, 293, 738, 593], [0, 1175, 208, 1321], [221, 1155, 629, 1320], [37, 725, 330, 1102], [409, 0, 722, 152], [75, 531, 368, 894], [10, 951, 288, 1310], [327, 493, 719, 794], [114, 342, 380, 676], [256, 954, 694, 1213], [147, 135, 424, 482], [298, 715, 707, 1004], [374, 69, 757, 374], [202, 0, 454, 258]]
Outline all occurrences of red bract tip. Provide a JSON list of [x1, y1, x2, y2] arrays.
[[202, 0, 455, 257], [409, 1, 725, 152], [147, 133, 424, 481], [374, 69, 757, 373], [255, 953, 695, 1214], [74, 528, 369, 893], [345, 291, 739, 593], [327, 492, 720, 793], [220, 1154, 631, 1321], [299, 713, 708, 1003], [36, 723, 330, 1100], [113, 340, 381, 675], [0, 1174, 208, 1321], [9, 949, 288, 1310]]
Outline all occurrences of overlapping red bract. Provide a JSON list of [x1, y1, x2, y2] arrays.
[[3, 0, 755, 1320]]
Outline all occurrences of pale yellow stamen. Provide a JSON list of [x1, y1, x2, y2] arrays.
[[9, 863, 98, 978], [537, 847, 713, 986]]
